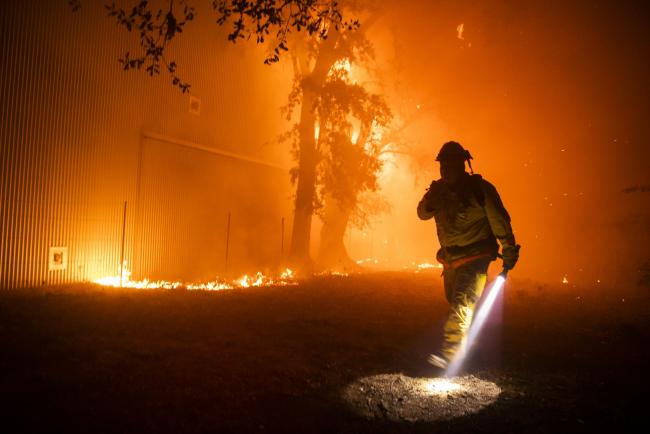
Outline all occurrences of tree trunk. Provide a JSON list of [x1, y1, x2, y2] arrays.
[[317, 123, 374, 270], [288, 36, 341, 267], [318, 196, 358, 271], [288, 88, 318, 265]]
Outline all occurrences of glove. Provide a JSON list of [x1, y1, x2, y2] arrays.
[[501, 244, 520, 271], [423, 181, 442, 211]]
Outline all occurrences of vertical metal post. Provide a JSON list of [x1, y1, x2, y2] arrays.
[[119, 201, 127, 287], [225, 212, 231, 272], [281, 217, 285, 257]]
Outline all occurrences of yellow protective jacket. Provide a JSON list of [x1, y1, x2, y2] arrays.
[[417, 173, 518, 266]]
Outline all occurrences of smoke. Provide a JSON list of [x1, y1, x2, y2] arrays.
[[340, 0, 650, 285]]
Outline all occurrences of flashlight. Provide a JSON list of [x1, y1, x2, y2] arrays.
[[445, 270, 508, 377]]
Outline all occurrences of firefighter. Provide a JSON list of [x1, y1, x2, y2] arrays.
[[417, 141, 520, 369]]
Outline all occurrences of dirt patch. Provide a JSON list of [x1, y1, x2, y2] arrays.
[[343, 374, 501, 422], [1, 273, 649, 433]]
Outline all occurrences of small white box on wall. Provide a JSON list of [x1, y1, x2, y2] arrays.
[[189, 95, 201, 116], [48, 246, 68, 271]]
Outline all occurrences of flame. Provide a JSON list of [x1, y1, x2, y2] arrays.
[[351, 129, 360, 144], [316, 270, 349, 277], [94, 265, 297, 291], [354, 258, 443, 273], [95, 258, 447, 291], [457, 23, 465, 40], [238, 272, 265, 288], [408, 261, 443, 273], [280, 267, 294, 279], [330, 58, 351, 75], [416, 262, 441, 270], [356, 258, 379, 265], [93, 262, 183, 289]]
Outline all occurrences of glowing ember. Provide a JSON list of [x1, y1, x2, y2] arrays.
[[94, 264, 297, 291], [457, 23, 465, 40]]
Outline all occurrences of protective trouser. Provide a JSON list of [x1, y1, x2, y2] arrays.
[[441, 258, 491, 361]]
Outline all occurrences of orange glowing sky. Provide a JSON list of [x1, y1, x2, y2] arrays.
[[345, 0, 650, 284], [4, 0, 647, 287]]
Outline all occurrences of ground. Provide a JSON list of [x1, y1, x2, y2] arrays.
[[1, 272, 648, 433]]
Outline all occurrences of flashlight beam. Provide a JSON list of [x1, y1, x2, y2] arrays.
[[446, 275, 506, 377]]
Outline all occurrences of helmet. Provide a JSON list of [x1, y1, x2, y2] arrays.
[[436, 141, 473, 162]]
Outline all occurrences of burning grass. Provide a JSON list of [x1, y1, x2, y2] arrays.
[[93, 264, 297, 290], [91, 261, 440, 292]]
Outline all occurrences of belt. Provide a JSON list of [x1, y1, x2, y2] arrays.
[[437, 252, 494, 270]]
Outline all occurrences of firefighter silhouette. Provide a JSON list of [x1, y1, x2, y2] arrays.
[[417, 141, 520, 368]]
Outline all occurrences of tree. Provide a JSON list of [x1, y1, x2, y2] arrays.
[[70, 0, 391, 270], [69, 0, 358, 92], [280, 32, 342, 267], [314, 67, 391, 269], [281, 9, 392, 269]]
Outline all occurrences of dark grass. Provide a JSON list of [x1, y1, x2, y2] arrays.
[[1, 272, 649, 433]]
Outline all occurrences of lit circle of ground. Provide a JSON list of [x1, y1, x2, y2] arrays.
[[343, 374, 501, 422]]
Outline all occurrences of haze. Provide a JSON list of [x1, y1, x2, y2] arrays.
[[1, 0, 648, 288]]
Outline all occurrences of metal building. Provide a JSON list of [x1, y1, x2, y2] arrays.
[[0, 0, 293, 288]]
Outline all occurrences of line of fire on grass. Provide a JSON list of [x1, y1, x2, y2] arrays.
[[356, 258, 442, 272], [93, 259, 443, 291], [94, 263, 297, 290]]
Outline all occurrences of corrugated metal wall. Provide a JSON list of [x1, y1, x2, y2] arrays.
[[134, 132, 289, 281], [0, 0, 293, 288]]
